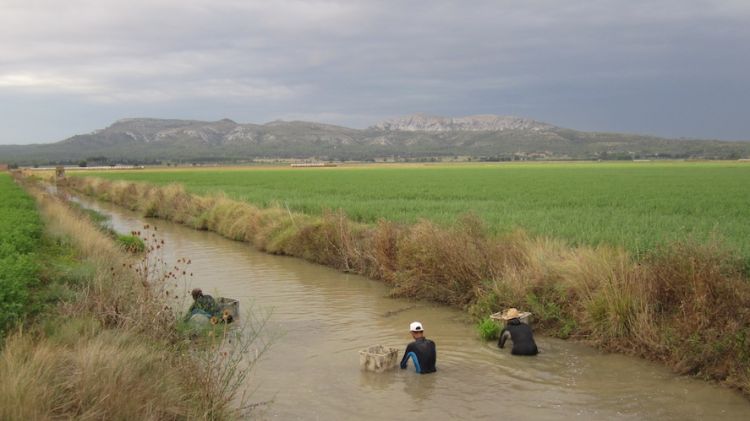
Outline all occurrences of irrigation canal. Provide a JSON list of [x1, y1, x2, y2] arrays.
[[70, 193, 750, 420]]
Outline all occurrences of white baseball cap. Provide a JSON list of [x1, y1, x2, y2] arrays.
[[409, 321, 424, 332]]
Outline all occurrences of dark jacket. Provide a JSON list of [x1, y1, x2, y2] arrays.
[[188, 294, 220, 317], [400, 337, 437, 373], [498, 319, 538, 356]]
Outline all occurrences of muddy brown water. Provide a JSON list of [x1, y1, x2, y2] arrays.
[[72, 195, 750, 420]]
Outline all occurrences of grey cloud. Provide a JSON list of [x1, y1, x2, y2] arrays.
[[0, 0, 749, 144]]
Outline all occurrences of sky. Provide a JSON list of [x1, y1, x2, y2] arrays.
[[1, 0, 749, 145]]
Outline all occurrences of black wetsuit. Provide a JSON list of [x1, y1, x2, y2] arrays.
[[400, 337, 437, 373], [498, 318, 538, 356]]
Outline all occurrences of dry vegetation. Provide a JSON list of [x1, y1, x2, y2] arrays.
[[66, 176, 750, 396], [1, 177, 266, 420]]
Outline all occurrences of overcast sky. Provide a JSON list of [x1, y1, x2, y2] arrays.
[[1, 0, 749, 144]]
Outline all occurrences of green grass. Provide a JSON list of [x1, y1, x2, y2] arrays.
[[116, 234, 145, 253], [67, 202, 145, 253], [78, 162, 750, 258], [476, 318, 500, 341], [0, 173, 43, 335]]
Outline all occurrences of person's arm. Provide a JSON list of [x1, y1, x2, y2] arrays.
[[498, 329, 511, 349], [400, 343, 415, 369], [428, 341, 436, 371]]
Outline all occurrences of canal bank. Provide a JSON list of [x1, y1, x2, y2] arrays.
[[70, 191, 750, 420], [1, 179, 256, 419]]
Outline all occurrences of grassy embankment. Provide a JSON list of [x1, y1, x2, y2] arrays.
[[0, 173, 262, 419], [66, 163, 750, 396]]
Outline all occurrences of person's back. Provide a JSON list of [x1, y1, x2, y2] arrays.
[[401, 338, 437, 373], [400, 321, 437, 374], [194, 294, 219, 314], [498, 319, 538, 356]]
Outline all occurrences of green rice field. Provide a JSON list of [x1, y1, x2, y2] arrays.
[[79, 162, 750, 258]]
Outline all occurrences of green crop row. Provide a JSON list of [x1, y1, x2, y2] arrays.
[[79, 161, 750, 259], [0, 173, 43, 335]]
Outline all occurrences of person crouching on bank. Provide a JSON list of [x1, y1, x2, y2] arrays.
[[400, 321, 437, 374]]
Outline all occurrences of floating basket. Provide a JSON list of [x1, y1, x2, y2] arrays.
[[359, 345, 400, 373], [490, 311, 533, 325], [216, 297, 239, 322]]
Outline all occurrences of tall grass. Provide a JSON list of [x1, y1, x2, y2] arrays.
[[66, 175, 750, 396], [1, 327, 190, 420]]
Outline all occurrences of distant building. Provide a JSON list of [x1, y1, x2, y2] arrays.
[[290, 162, 337, 167], [0, 164, 8, 171]]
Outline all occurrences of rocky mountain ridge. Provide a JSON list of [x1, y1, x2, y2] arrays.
[[1, 114, 748, 164], [372, 113, 554, 132]]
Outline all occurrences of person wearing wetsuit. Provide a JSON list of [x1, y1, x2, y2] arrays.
[[400, 321, 437, 374], [498, 308, 538, 356]]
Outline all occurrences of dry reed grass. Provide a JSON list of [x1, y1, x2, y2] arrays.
[[66, 176, 750, 396], [0, 329, 189, 420]]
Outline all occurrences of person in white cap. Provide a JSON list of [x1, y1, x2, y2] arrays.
[[399, 321, 437, 373]]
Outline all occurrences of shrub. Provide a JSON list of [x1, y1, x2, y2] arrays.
[[116, 234, 145, 253], [476, 317, 500, 341]]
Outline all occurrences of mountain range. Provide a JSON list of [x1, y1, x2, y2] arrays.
[[1, 114, 748, 165]]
